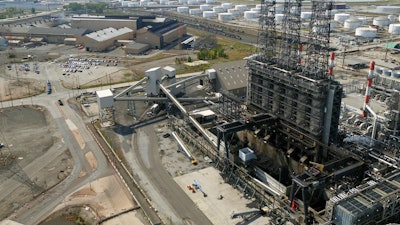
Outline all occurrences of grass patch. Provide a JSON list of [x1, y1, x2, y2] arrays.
[[176, 64, 211, 74]]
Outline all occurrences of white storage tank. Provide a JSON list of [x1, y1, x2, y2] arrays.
[[355, 27, 377, 38], [344, 17, 362, 29], [373, 16, 390, 27], [127, 2, 140, 7], [301, 12, 312, 20], [218, 12, 233, 22], [228, 9, 240, 16], [189, 8, 202, 15], [389, 24, 400, 34], [121, 1, 130, 7], [275, 14, 285, 23], [392, 71, 400, 78], [205, 0, 215, 4], [383, 69, 392, 76], [203, 11, 216, 18], [187, 0, 197, 4], [177, 6, 189, 13], [334, 13, 350, 23], [244, 11, 258, 19], [159, 0, 169, 5], [235, 4, 247, 12], [375, 67, 383, 75], [221, 2, 233, 10], [213, 6, 225, 13], [179, 0, 188, 4], [200, 4, 212, 11]]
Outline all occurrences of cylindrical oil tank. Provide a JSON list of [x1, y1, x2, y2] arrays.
[[373, 16, 390, 26], [200, 4, 211, 11], [355, 27, 377, 38], [189, 8, 202, 15], [388, 15, 396, 21], [205, 0, 215, 4], [203, 11, 216, 18], [228, 9, 240, 16], [392, 71, 400, 78], [344, 17, 362, 29], [121, 1, 129, 7], [213, 6, 225, 13], [244, 11, 258, 19], [376, 6, 400, 14], [235, 4, 247, 12], [218, 12, 233, 22], [159, 0, 169, 4], [301, 11, 312, 20], [334, 13, 350, 23], [127, 2, 140, 7], [179, 0, 188, 4], [275, 14, 285, 23], [375, 67, 383, 74], [188, 0, 197, 4], [221, 2, 232, 10], [177, 6, 189, 13], [389, 24, 400, 34], [384, 69, 393, 76]]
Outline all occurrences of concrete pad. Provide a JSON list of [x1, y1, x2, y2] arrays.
[[174, 167, 271, 225]]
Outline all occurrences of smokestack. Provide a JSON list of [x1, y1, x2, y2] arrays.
[[362, 61, 375, 118], [328, 52, 335, 77]]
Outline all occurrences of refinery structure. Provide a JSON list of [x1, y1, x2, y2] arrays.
[[92, 1, 400, 225]]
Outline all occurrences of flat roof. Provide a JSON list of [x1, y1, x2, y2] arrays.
[[96, 89, 113, 98], [85, 27, 133, 42]]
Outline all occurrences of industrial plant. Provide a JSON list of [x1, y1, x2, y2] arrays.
[[90, 1, 400, 225]]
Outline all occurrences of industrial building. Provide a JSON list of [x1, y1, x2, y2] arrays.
[[78, 27, 134, 52], [71, 15, 137, 32], [135, 20, 187, 49]]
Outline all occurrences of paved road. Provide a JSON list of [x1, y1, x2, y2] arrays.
[[129, 125, 214, 225]]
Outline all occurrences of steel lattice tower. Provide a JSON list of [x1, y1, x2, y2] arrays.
[[257, 0, 276, 63], [303, 0, 333, 79]]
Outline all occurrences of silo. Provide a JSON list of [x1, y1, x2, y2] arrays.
[[389, 24, 400, 34], [178, 0, 188, 4], [221, 3, 233, 10], [344, 17, 362, 29], [228, 9, 240, 16], [218, 13, 233, 22], [203, 11, 216, 18], [301, 12, 312, 20], [177, 6, 189, 13], [355, 27, 377, 38], [189, 8, 202, 16], [205, 0, 215, 4], [244, 11, 258, 19], [373, 16, 390, 26], [235, 5, 247, 12], [334, 13, 350, 23], [200, 4, 212, 11], [213, 6, 225, 13]]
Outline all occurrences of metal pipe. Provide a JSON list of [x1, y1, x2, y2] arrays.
[[115, 96, 220, 102], [172, 131, 194, 161], [165, 72, 207, 89], [114, 77, 148, 98], [362, 61, 375, 118], [366, 104, 378, 146]]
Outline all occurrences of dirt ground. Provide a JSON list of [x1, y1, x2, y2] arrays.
[[0, 106, 72, 220], [0, 77, 44, 102]]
